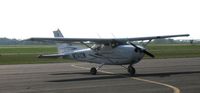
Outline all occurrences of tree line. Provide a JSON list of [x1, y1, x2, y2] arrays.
[[0, 38, 55, 45]]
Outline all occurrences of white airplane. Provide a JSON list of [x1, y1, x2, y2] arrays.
[[28, 29, 189, 76]]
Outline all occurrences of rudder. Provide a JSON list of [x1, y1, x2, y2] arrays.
[[53, 29, 64, 37]]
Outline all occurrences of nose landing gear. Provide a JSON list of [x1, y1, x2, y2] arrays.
[[128, 65, 136, 76]]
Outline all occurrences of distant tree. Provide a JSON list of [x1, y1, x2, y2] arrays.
[[0, 38, 18, 45], [152, 39, 173, 44], [190, 40, 194, 44], [0, 38, 55, 45]]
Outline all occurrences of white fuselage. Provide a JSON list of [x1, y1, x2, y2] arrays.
[[67, 45, 145, 65]]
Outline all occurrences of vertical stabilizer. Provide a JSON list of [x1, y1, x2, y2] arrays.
[[53, 29, 64, 37], [53, 29, 77, 54]]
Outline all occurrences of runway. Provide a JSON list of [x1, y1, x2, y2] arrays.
[[0, 58, 200, 93]]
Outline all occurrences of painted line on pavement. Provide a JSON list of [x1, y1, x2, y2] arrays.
[[71, 64, 180, 93]]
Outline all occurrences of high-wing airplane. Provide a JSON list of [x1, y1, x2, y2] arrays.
[[28, 29, 189, 76]]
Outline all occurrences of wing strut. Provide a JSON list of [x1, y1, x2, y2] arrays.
[[143, 39, 153, 47], [81, 42, 95, 51]]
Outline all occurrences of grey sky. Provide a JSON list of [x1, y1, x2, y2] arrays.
[[0, 0, 199, 39]]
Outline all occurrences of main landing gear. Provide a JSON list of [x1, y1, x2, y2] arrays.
[[89, 64, 136, 76], [127, 65, 136, 76], [90, 67, 97, 75], [90, 64, 104, 75]]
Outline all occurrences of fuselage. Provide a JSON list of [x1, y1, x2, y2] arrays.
[[67, 45, 145, 65]]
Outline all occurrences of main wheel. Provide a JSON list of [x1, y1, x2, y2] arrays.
[[90, 67, 97, 75], [128, 65, 136, 76]]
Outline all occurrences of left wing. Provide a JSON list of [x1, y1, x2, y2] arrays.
[[27, 34, 189, 43]]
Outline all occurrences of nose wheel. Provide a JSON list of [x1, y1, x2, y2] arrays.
[[128, 65, 136, 76], [90, 67, 97, 75]]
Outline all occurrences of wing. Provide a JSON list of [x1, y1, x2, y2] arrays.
[[28, 37, 110, 43], [119, 34, 190, 41], [27, 34, 189, 43]]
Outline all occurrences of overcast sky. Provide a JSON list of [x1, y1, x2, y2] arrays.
[[0, 0, 199, 39]]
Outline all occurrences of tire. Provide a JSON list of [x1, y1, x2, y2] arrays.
[[90, 67, 97, 75]]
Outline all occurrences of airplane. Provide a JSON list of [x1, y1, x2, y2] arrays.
[[28, 29, 189, 76]]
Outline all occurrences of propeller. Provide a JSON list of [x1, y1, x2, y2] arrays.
[[129, 42, 155, 58], [143, 50, 155, 58]]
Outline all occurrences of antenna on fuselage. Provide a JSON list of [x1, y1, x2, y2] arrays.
[[96, 33, 101, 38], [111, 33, 116, 38]]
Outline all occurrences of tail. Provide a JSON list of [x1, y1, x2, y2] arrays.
[[53, 29, 78, 54], [53, 29, 64, 37]]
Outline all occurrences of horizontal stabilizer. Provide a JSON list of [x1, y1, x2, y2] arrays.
[[38, 54, 68, 58]]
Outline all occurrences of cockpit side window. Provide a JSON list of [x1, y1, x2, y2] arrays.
[[92, 41, 126, 50], [92, 44, 103, 51], [104, 43, 110, 46]]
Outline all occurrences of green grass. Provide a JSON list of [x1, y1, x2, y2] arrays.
[[0, 54, 73, 65], [0, 45, 57, 54], [146, 44, 200, 58], [0, 45, 72, 65], [0, 44, 200, 65]]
